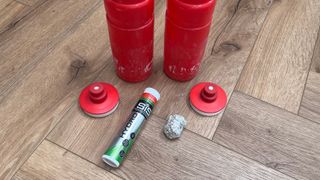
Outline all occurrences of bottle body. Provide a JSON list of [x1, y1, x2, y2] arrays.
[[163, 0, 216, 81], [104, 0, 154, 82]]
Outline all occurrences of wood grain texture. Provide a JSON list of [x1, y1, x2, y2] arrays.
[[0, 0, 26, 34], [48, 111, 292, 179], [310, 28, 320, 73], [203, 0, 272, 58], [16, 0, 42, 6], [13, 140, 121, 180], [236, 0, 320, 113], [0, 0, 47, 34], [299, 72, 320, 123], [299, 29, 320, 122], [0, 94, 74, 179], [0, 4, 112, 179], [0, 0, 101, 98], [214, 92, 320, 179]]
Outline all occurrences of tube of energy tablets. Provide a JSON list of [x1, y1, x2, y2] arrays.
[[102, 87, 160, 167]]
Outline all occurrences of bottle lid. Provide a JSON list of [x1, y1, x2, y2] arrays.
[[166, 0, 216, 28], [189, 82, 227, 116], [79, 82, 119, 118], [104, 0, 154, 29]]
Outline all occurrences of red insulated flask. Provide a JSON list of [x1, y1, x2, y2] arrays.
[[104, 0, 154, 82], [163, 0, 216, 81]]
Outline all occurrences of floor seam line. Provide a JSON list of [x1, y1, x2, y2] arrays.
[[0, 0, 103, 100], [211, 0, 274, 141], [9, 95, 77, 179], [213, 141, 298, 180], [51, 115, 292, 180], [235, 90, 320, 126], [296, 24, 320, 115], [45, 139, 125, 180]]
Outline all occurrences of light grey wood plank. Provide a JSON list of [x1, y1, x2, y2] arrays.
[[214, 91, 320, 179], [299, 28, 320, 123], [299, 72, 320, 123], [236, 0, 320, 113], [13, 140, 121, 180]]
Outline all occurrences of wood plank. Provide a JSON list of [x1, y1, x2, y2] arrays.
[[13, 140, 121, 180], [0, 0, 45, 34], [236, 0, 320, 113], [15, 0, 42, 6], [299, 29, 320, 123], [0, 0, 25, 34], [203, 0, 266, 58], [48, 110, 292, 179], [0, 94, 75, 179], [299, 71, 320, 123], [0, 5, 112, 179], [214, 92, 320, 180], [310, 28, 320, 73], [0, 0, 101, 98]]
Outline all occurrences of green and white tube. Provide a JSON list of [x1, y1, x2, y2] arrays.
[[102, 87, 160, 167]]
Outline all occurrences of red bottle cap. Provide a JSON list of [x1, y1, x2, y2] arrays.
[[189, 82, 227, 116], [104, 0, 154, 29], [79, 82, 119, 118], [167, 0, 216, 28]]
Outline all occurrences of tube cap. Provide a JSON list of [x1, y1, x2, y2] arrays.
[[79, 82, 119, 118], [189, 82, 227, 116], [144, 87, 160, 101], [102, 155, 120, 168]]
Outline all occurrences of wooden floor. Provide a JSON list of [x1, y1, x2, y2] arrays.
[[1, 0, 320, 179]]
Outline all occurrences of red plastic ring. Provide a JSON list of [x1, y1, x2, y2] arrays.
[[79, 82, 119, 118], [189, 82, 227, 116]]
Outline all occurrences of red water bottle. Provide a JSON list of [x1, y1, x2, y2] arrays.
[[164, 0, 216, 81], [104, 0, 154, 82]]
